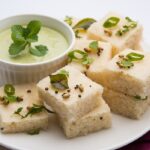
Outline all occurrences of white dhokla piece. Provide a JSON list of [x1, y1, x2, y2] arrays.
[[87, 12, 143, 55], [59, 98, 111, 138], [68, 39, 112, 84], [0, 84, 49, 133], [100, 49, 150, 98], [37, 66, 103, 121], [103, 88, 150, 119]]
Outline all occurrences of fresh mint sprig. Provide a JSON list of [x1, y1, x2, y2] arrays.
[[9, 20, 48, 57]]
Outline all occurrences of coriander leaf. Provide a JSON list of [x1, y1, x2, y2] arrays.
[[116, 59, 134, 69], [9, 42, 27, 56], [127, 52, 144, 61], [26, 35, 38, 43], [64, 16, 73, 26], [125, 17, 133, 22], [116, 17, 137, 36], [50, 70, 69, 90], [89, 41, 98, 52], [4, 95, 17, 103], [26, 20, 41, 37], [14, 107, 23, 114], [4, 84, 15, 96], [73, 18, 96, 30], [103, 17, 120, 28], [14, 107, 24, 118], [24, 104, 44, 118], [29, 45, 48, 57], [11, 25, 26, 43], [27, 129, 40, 135]]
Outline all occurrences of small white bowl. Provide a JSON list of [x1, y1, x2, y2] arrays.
[[0, 14, 75, 85]]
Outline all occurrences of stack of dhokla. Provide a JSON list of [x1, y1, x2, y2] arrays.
[[37, 66, 111, 138], [101, 49, 150, 119]]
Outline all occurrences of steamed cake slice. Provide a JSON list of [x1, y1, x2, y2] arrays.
[[37, 65, 103, 121], [0, 84, 49, 133], [100, 49, 150, 98], [68, 39, 113, 83], [59, 97, 111, 138], [103, 88, 150, 119], [87, 12, 143, 55]]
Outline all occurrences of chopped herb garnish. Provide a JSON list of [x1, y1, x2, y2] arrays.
[[103, 17, 120, 28], [14, 104, 45, 119], [116, 52, 144, 69], [126, 52, 144, 61], [116, 59, 134, 69], [1, 84, 23, 105], [125, 17, 133, 22], [116, 17, 137, 36], [89, 41, 99, 52], [64, 16, 73, 26], [50, 70, 69, 90], [14, 107, 24, 118], [9, 20, 48, 57], [25, 104, 44, 118], [134, 95, 148, 101], [27, 128, 40, 135], [68, 50, 93, 65], [73, 18, 96, 30], [3, 95, 17, 103]]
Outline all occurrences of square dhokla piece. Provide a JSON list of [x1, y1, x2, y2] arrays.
[[100, 49, 150, 98], [37, 66, 103, 121], [0, 84, 49, 133], [59, 97, 111, 138], [87, 12, 143, 55], [68, 39, 112, 84]]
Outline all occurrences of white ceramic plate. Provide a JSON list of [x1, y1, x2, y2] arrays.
[[0, 0, 150, 150]]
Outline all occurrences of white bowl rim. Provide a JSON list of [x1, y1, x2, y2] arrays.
[[0, 14, 75, 67]]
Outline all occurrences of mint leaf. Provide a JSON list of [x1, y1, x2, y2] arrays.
[[26, 35, 38, 43], [9, 42, 27, 56], [9, 20, 48, 57], [11, 25, 25, 43], [29, 45, 48, 57], [27, 20, 41, 37]]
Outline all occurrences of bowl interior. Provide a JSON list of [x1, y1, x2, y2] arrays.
[[0, 14, 75, 66]]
